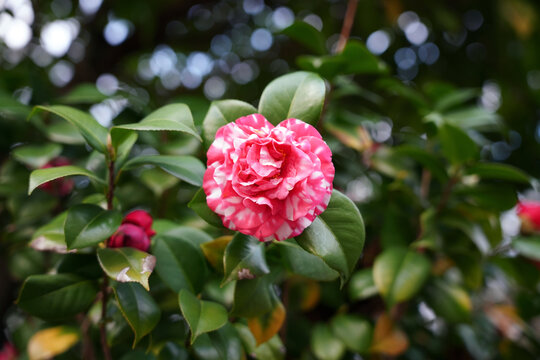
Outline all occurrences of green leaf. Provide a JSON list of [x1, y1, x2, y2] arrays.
[[297, 41, 388, 79], [179, 289, 228, 344], [513, 236, 540, 261], [97, 247, 156, 290], [64, 204, 122, 250], [114, 282, 161, 346], [122, 155, 205, 187], [152, 234, 208, 293], [296, 190, 365, 284], [443, 107, 501, 130], [373, 247, 431, 307], [29, 212, 68, 253], [30, 105, 109, 153], [192, 324, 243, 360], [277, 239, 339, 281], [12, 143, 62, 168], [28, 165, 105, 195], [455, 184, 518, 211], [434, 88, 479, 113], [330, 314, 372, 353], [140, 168, 179, 196], [110, 129, 138, 167], [465, 163, 530, 183], [438, 123, 478, 164], [188, 188, 224, 228], [222, 233, 270, 286], [202, 100, 257, 147], [201, 236, 233, 272], [258, 71, 326, 126], [425, 280, 471, 323], [282, 22, 326, 55], [58, 83, 108, 104], [56, 253, 103, 279], [113, 103, 201, 141], [41, 120, 86, 145], [234, 323, 284, 360], [393, 145, 448, 182], [348, 269, 378, 301], [231, 276, 278, 318], [16, 274, 98, 320], [311, 324, 345, 360]]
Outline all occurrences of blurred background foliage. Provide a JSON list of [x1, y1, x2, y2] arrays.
[[1, 0, 539, 177], [2, 0, 540, 359]]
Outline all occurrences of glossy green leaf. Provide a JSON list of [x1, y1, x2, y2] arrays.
[[16, 274, 98, 320], [434, 88, 479, 113], [56, 253, 103, 279], [192, 324, 243, 360], [282, 21, 326, 55], [29, 212, 68, 253], [258, 71, 326, 126], [113, 103, 201, 141], [513, 236, 540, 261], [153, 222, 213, 246], [179, 289, 228, 344], [455, 184, 518, 211], [114, 282, 161, 346], [12, 143, 62, 168], [41, 120, 86, 145], [311, 324, 345, 360], [152, 234, 208, 293], [438, 123, 478, 164], [64, 204, 122, 250], [222, 233, 270, 285], [110, 129, 138, 167], [122, 155, 205, 186], [202, 99, 257, 147], [231, 276, 278, 318], [30, 105, 109, 153], [296, 190, 365, 284], [97, 247, 156, 290], [373, 247, 431, 307], [28, 165, 105, 195], [348, 269, 378, 301], [201, 236, 233, 272], [444, 107, 501, 130], [330, 314, 372, 353], [425, 280, 472, 323], [465, 162, 530, 183], [277, 239, 339, 281], [188, 188, 224, 228], [140, 168, 179, 196]]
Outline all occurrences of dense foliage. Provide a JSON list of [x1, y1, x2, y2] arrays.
[[1, 0, 540, 359]]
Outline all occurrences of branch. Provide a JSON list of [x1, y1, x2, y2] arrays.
[[335, 0, 359, 54]]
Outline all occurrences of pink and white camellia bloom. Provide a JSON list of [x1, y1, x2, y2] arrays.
[[203, 114, 335, 242]]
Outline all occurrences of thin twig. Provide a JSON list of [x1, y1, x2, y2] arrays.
[[78, 314, 95, 360], [335, 0, 359, 54], [436, 176, 459, 214], [99, 160, 115, 360], [420, 169, 432, 202], [99, 277, 112, 360]]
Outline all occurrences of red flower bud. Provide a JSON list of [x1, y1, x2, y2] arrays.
[[38, 157, 74, 197], [107, 223, 151, 252], [517, 201, 540, 233], [0, 342, 17, 360], [122, 210, 156, 237]]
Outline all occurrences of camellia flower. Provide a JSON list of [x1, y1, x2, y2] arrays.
[[0, 342, 17, 360], [108, 210, 155, 251], [203, 114, 334, 241], [517, 201, 540, 233], [38, 157, 74, 196]]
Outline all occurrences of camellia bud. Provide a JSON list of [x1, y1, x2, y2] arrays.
[[122, 210, 156, 237], [517, 201, 540, 233], [0, 342, 17, 360], [107, 223, 151, 252], [38, 157, 74, 197]]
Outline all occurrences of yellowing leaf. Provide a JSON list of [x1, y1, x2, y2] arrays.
[[28, 326, 79, 360], [486, 304, 525, 340], [370, 314, 408, 356], [248, 301, 286, 346], [201, 236, 233, 272]]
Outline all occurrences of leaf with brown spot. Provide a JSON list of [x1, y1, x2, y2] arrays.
[[201, 236, 233, 272], [370, 314, 409, 356], [248, 299, 286, 346]]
